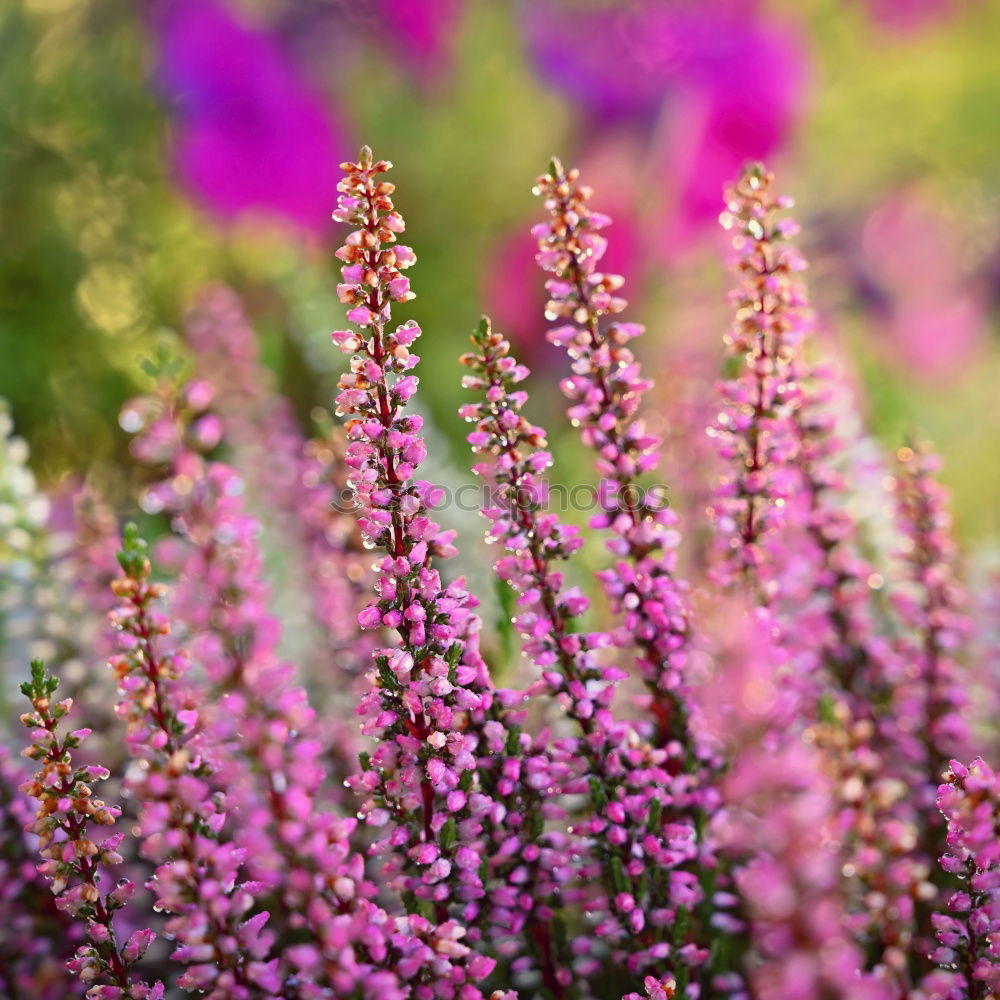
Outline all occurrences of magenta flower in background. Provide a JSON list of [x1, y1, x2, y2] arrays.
[[521, 0, 807, 250], [861, 188, 987, 378], [152, 0, 343, 234], [374, 0, 466, 82]]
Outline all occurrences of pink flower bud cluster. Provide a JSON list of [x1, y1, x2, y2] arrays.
[[459, 316, 717, 986], [183, 285, 373, 690], [108, 524, 279, 997], [18, 659, 164, 1000], [788, 371, 933, 976], [530, 158, 722, 987], [330, 148, 544, 992], [623, 976, 677, 1000], [699, 608, 889, 1000], [531, 159, 699, 759], [709, 163, 809, 598], [783, 366, 896, 697], [890, 443, 974, 796], [1, 743, 81, 999], [459, 317, 613, 736], [931, 759, 1000, 995]]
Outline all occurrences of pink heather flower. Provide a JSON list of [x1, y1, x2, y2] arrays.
[[531, 159, 726, 984], [698, 607, 889, 1000], [485, 143, 643, 371], [708, 163, 808, 600], [152, 0, 343, 233], [331, 147, 558, 992], [861, 189, 987, 378], [18, 660, 164, 1000], [373, 0, 465, 82], [931, 759, 1000, 994], [183, 284, 373, 695], [108, 524, 280, 995], [781, 364, 892, 698], [459, 317, 605, 726], [461, 316, 711, 981], [622, 976, 677, 1000], [784, 363, 932, 978], [889, 442, 974, 795], [0, 744, 82, 999], [531, 158, 703, 758]]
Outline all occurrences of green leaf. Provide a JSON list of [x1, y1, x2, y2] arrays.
[[116, 522, 150, 578], [440, 817, 457, 853], [493, 578, 518, 674], [646, 797, 662, 833], [610, 856, 627, 894], [588, 776, 607, 809], [818, 693, 838, 725], [21, 659, 56, 701]]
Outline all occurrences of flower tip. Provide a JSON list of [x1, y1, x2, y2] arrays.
[[743, 161, 768, 185]]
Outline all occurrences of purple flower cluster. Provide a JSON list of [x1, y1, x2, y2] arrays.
[[1, 743, 81, 998], [460, 317, 710, 986], [109, 526, 276, 997], [152, 0, 342, 234], [708, 164, 808, 600], [933, 759, 1000, 996], [521, 0, 806, 248], [5, 148, 998, 1000], [19, 659, 164, 1000], [329, 148, 540, 994], [531, 159, 701, 762]]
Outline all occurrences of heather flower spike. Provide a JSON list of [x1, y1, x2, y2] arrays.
[[459, 316, 609, 737], [700, 608, 887, 1000], [183, 286, 373, 692], [1, 744, 82, 999], [109, 523, 281, 997], [19, 659, 164, 1000], [531, 156, 700, 761], [932, 759, 1000, 995], [530, 158, 732, 982], [890, 440, 972, 790], [331, 148, 508, 991], [710, 162, 808, 599]]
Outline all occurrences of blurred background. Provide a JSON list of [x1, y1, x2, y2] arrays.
[[2, 0, 1000, 549]]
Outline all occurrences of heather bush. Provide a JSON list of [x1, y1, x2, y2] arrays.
[[2, 149, 998, 1000]]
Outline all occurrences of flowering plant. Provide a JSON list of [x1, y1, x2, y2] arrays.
[[3, 148, 997, 1000]]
